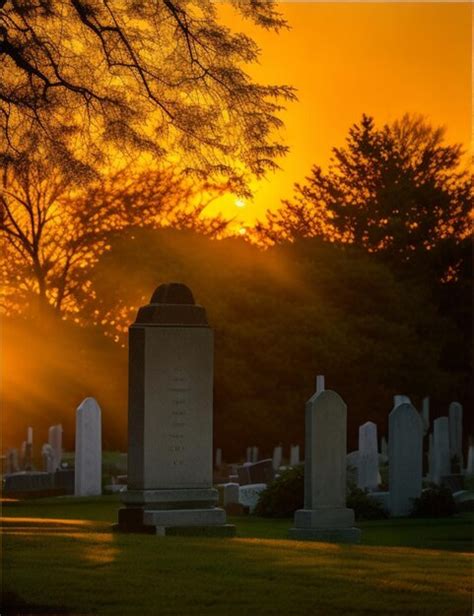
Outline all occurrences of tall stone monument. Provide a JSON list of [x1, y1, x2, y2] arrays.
[[448, 402, 463, 468], [389, 402, 423, 516], [432, 416, 450, 484], [358, 421, 379, 491], [48, 424, 63, 471], [272, 445, 282, 471], [118, 283, 234, 536], [289, 389, 360, 543], [75, 397, 102, 496]]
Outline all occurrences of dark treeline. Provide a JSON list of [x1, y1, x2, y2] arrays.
[[3, 227, 470, 459]]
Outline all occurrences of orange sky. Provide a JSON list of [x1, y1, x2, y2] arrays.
[[211, 2, 472, 227]]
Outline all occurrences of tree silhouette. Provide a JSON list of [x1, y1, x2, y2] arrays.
[[0, 0, 295, 192], [257, 114, 471, 280], [1, 148, 229, 317]]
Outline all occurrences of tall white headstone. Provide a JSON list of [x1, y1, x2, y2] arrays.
[[290, 444, 300, 466], [250, 446, 259, 464], [389, 402, 423, 516], [41, 443, 55, 473], [289, 389, 360, 543], [421, 397, 430, 435], [316, 375, 325, 395], [75, 397, 102, 496], [245, 447, 252, 463], [466, 444, 474, 475], [358, 421, 379, 491], [432, 417, 450, 484], [448, 402, 463, 468], [272, 445, 283, 471], [48, 424, 63, 471], [118, 283, 234, 536]]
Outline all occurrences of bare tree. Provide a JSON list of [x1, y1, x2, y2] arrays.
[[0, 1, 295, 193], [0, 149, 229, 316]]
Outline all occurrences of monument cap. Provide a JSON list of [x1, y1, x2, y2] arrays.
[[133, 282, 208, 326]]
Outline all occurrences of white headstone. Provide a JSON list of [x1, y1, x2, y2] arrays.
[[41, 443, 55, 473], [250, 446, 259, 464], [389, 402, 423, 516], [290, 389, 360, 543], [466, 444, 474, 475], [432, 417, 450, 484], [421, 397, 430, 435], [215, 448, 222, 468], [48, 424, 63, 471], [358, 421, 379, 491], [448, 402, 463, 467], [316, 375, 325, 395], [75, 397, 102, 496], [238, 483, 266, 513], [427, 433, 434, 481], [222, 482, 239, 506], [245, 446, 252, 463], [290, 444, 300, 466], [272, 445, 282, 471]]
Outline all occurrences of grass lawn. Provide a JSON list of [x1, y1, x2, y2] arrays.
[[1, 496, 472, 615]]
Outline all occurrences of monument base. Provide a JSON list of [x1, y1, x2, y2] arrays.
[[116, 504, 235, 536], [288, 527, 361, 543], [289, 507, 361, 544]]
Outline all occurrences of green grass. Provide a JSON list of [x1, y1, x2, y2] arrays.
[[1, 497, 472, 615]]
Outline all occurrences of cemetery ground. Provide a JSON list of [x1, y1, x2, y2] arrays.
[[2, 496, 472, 616]]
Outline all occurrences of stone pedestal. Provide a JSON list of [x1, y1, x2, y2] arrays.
[[117, 283, 235, 536], [289, 389, 360, 543]]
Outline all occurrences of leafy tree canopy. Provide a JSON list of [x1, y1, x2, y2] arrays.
[[0, 0, 295, 191], [257, 114, 471, 280]]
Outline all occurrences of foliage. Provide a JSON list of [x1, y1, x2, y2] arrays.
[[256, 114, 471, 281], [0, 0, 295, 191], [254, 465, 304, 517], [0, 156, 229, 317], [3, 229, 468, 454], [411, 486, 457, 518], [346, 487, 388, 520]]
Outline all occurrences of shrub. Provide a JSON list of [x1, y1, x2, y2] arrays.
[[254, 465, 304, 517], [346, 487, 389, 520], [411, 486, 456, 517]]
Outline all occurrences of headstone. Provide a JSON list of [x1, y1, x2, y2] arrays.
[[448, 402, 463, 468], [74, 397, 102, 496], [421, 397, 430, 435], [23, 442, 33, 471], [248, 459, 274, 484], [118, 283, 234, 536], [432, 417, 450, 485], [289, 389, 360, 543], [41, 443, 55, 473], [427, 433, 434, 481], [393, 394, 411, 407], [316, 375, 325, 395], [245, 447, 252, 463], [238, 483, 267, 513], [250, 446, 259, 463], [48, 424, 63, 471], [358, 421, 379, 491], [221, 483, 239, 506], [215, 448, 222, 468], [389, 402, 423, 516], [6, 448, 19, 474], [380, 437, 388, 462], [272, 445, 283, 471], [466, 444, 474, 475], [290, 444, 300, 466]]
